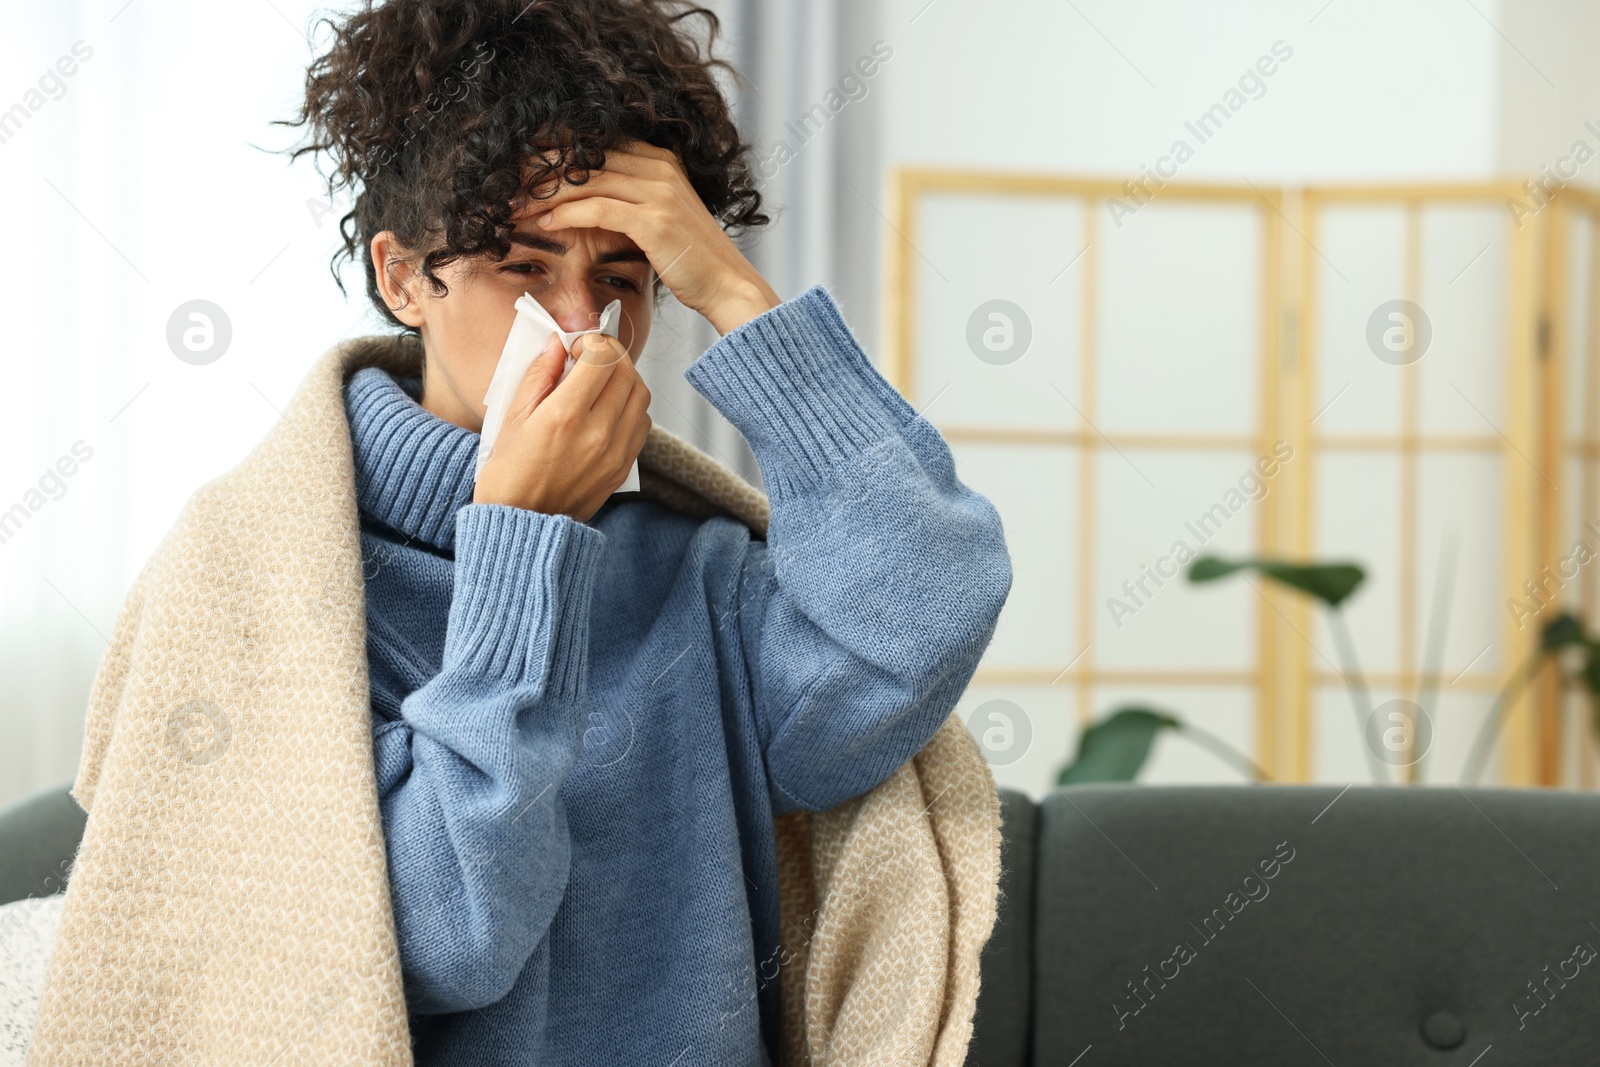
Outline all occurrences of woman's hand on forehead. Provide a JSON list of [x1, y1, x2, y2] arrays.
[[515, 138, 780, 336]]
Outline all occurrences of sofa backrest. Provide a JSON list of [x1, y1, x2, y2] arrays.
[[1030, 784, 1600, 1064]]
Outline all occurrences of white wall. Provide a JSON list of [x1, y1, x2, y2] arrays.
[[878, 0, 1501, 185], [1493, 0, 1600, 182]]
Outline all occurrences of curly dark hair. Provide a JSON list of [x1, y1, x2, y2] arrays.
[[273, 0, 769, 333]]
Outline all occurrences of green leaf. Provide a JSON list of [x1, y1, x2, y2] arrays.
[[1055, 707, 1181, 786], [1540, 611, 1587, 652], [1188, 556, 1366, 608]]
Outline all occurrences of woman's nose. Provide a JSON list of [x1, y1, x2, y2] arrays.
[[542, 283, 604, 335]]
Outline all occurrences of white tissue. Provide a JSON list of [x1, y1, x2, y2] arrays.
[[475, 292, 640, 494]]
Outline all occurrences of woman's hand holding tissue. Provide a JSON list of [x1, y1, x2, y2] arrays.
[[471, 329, 652, 523], [524, 139, 782, 336]]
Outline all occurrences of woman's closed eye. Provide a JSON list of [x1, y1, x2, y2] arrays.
[[500, 262, 639, 293]]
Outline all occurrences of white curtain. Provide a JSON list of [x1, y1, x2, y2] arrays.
[[0, 0, 379, 807], [0, 0, 887, 809]]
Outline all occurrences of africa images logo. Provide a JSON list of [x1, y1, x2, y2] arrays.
[[1110, 840, 1296, 1030]]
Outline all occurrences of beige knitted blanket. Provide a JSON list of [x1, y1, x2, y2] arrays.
[[24, 333, 1002, 1066]]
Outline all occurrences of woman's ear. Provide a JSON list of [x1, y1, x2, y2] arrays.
[[370, 231, 426, 328]]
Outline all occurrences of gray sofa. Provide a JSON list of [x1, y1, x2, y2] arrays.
[[6, 782, 1600, 1062], [969, 783, 1600, 1064]]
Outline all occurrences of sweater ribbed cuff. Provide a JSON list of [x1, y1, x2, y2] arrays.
[[444, 503, 606, 698], [683, 284, 917, 501]]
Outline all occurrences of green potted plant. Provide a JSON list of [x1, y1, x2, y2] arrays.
[[1055, 555, 1600, 787]]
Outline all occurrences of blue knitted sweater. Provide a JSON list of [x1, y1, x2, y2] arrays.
[[342, 284, 1012, 1066]]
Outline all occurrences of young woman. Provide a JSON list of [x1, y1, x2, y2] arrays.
[[277, 0, 1013, 1062]]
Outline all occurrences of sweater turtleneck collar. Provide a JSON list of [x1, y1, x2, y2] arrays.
[[344, 365, 479, 553]]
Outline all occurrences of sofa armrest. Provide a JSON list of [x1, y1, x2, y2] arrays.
[[965, 786, 1037, 1066], [0, 782, 84, 907]]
